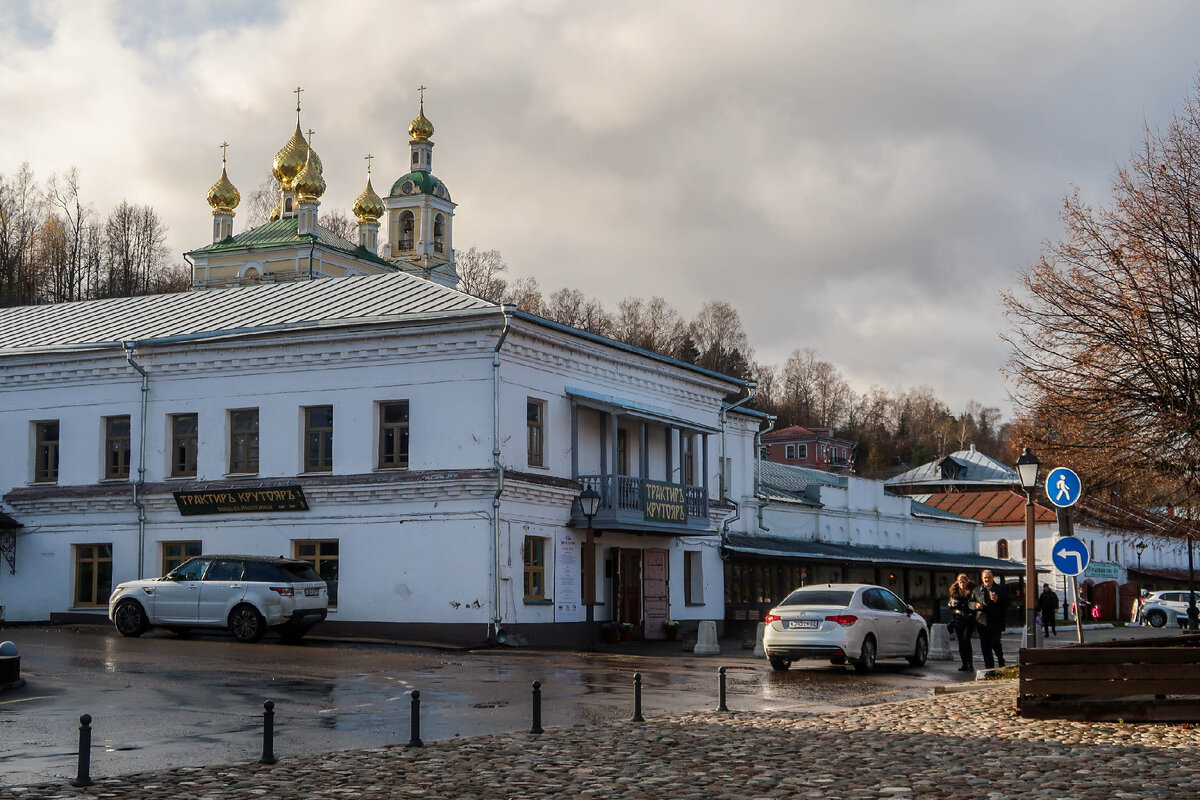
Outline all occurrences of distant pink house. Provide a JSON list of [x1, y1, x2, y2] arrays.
[[761, 425, 857, 474]]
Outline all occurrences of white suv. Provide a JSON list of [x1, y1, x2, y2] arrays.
[[1142, 590, 1199, 628], [109, 555, 329, 643]]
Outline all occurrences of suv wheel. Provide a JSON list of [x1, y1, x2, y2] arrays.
[[229, 604, 267, 643], [113, 599, 149, 637], [1147, 609, 1167, 628], [768, 655, 791, 671]]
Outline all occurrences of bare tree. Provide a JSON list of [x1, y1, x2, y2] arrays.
[[321, 208, 355, 242], [456, 246, 508, 302], [504, 275, 544, 316], [242, 172, 278, 228], [0, 164, 46, 306], [1004, 75, 1200, 505], [101, 202, 169, 298], [689, 300, 753, 378]]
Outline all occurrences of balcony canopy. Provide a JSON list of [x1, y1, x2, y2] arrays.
[[565, 387, 719, 434]]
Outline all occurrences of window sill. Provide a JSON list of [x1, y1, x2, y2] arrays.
[[167, 475, 198, 481], [527, 464, 549, 471], [523, 598, 553, 605], [224, 472, 260, 478], [685, 602, 705, 607], [373, 466, 410, 472]]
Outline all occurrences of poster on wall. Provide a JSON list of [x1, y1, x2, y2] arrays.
[[554, 532, 584, 623]]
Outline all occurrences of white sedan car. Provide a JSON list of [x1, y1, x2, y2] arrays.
[[762, 583, 929, 673]]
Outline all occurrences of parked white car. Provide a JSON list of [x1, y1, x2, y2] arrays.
[[762, 583, 929, 673], [1142, 590, 1200, 628], [109, 555, 329, 643]]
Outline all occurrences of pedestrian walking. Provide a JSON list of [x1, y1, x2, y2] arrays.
[[1076, 584, 1092, 622], [971, 569, 1008, 669], [948, 574, 976, 671], [1037, 583, 1059, 637]]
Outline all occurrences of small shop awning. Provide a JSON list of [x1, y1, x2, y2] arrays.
[[722, 532, 1025, 575], [566, 387, 720, 433]]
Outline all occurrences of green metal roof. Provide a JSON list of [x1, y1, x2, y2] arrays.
[[389, 171, 448, 198], [187, 217, 393, 268]]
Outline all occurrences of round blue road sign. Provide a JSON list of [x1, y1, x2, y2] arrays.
[[1051, 536, 1090, 577], [1045, 467, 1082, 508]]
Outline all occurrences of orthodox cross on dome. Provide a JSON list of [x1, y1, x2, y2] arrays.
[[417, 85, 426, 104], [219, 141, 229, 164], [306, 128, 315, 145], [364, 153, 374, 174], [294, 85, 304, 117]]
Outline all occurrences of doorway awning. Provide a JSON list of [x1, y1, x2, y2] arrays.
[[722, 532, 1025, 575]]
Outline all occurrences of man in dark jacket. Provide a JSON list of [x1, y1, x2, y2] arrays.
[[1037, 583, 1059, 636], [971, 569, 1008, 668]]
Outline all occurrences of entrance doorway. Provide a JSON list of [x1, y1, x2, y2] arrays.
[[643, 549, 669, 639], [617, 549, 642, 636]]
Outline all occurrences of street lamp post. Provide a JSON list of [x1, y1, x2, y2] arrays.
[[1135, 541, 1146, 580], [577, 486, 601, 644], [1015, 447, 1041, 647]]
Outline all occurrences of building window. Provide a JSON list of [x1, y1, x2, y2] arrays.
[[304, 406, 334, 473], [797, 444, 808, 460], [523, 536, 548, 601], [527, 399, 545, 467], [34, 421, 59, 483], [682, 433, 695, 486], [433, 214, 445, 254], [171, 414, 198, 477], [785, 444, 795, 459], [684, 550, 704, 604], [229, 409, 259, 474], [997, 539, 1009, 559], [378, 401, 410, 469], [399, 211, 415, 251], [162, 541, 202, 574], [295, 540, 339, 607], [74, 544, 112, 607], [617, 428, 629, 475], [104, 416, 131, 480]]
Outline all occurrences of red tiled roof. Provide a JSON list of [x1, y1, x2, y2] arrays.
[[921, 490, 1057, 526], [763, 425, 818, 439]]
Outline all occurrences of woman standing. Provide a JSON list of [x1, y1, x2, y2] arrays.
[[948, 574, 976, 671]]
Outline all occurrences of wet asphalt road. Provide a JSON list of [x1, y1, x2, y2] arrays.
[[0, 623, 1172, 786]]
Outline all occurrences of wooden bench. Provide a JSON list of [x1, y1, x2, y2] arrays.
[[1017, 633, 1200, 721]]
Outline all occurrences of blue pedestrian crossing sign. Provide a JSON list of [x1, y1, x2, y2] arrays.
[[1045, 467, 1082, 508], [1052, 536, 1090, 577]]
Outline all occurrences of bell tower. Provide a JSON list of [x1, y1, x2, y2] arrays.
[[383, 88, 458, 288]]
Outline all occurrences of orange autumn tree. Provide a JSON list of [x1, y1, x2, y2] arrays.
[[1004, 75, 1200, 509]]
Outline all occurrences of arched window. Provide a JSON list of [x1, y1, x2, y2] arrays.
[[242, 267, 260, 283], [997, 539, 1009, 559], [399, 211, 415, 251], [412, 152, 419, 165], [284, 197, 293, 213], [433, 213, 445, 254]]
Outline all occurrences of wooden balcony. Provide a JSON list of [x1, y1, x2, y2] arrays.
[[570, 474, 710, 534]]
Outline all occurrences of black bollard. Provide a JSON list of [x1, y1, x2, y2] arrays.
[[407, 690, 423, 748], [718, 666, 729, 712], [260, 700, 277, 765], [70, 714, 93, 788], [530, 680, 544, 735], [632, 672, 644, 723]]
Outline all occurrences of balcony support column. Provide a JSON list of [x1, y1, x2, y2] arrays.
[[702, 434, 710, 501], [571, 401, 579, 480], [639, 422, 648, 480], [666, 426, 675, 485]]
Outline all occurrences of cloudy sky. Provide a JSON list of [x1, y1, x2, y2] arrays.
[[2, 1, 1199, 418]]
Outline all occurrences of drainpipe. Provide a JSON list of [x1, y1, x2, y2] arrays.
[[182, 252, 195, 288], [123, 342, 149, 579], [719, 381, 756, 539], [491, 307, 514, 643], [308, 238, 316, 280], [755, 414, 778, 531]]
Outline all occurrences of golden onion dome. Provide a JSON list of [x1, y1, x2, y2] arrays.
[[353, 177, 384, 221], [273, 122, 311, 187], [206, 164, 240, 214], [293, 147, 326, 200], [409, 101, 434, 142], [269, 200, 281, 222]]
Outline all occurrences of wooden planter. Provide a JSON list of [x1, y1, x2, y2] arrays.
[[1017, 632, 1200, 722]]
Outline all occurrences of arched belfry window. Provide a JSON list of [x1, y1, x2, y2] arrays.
[[433, 213, 445, 254], [997, 539, 1009, 559], [399, 211, 415, 251], [285, 197, 293, 213]]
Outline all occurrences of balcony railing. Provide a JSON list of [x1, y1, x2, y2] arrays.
[[574, 474, 709, 531], [433, 241, 445, 254], [399, 238, 415, 251]]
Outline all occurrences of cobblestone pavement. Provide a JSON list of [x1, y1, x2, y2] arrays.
[[2, 681, 1198, 799]]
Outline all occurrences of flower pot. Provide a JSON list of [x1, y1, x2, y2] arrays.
[[603, 628, 620, 644], [664, 627, 679, 640], [620, 626, 634, 641]]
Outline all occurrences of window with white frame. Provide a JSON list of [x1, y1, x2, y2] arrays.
[[785, 444, 795, 459], [228, 409, 259, 474], [527, 399, 545, 468], [378, 401, 410, 469], [34, 421, 59, 483]]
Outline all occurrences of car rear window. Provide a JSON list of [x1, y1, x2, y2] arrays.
[[243, 562, 291, 582], [280, 562, 323, 582], [780, 589, 853, 607]]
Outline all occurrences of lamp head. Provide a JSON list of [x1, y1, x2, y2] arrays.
[[1015, 446, 1040, 491], [577, 486, 601, 520]]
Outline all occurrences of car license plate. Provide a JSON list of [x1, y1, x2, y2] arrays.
[[785, 619, 818, 629], [304, 587, 320, 597]]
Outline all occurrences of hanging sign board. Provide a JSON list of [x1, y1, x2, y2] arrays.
[[643, 480, 688, 524]]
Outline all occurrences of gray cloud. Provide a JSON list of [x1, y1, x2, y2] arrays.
[[3, 0, 1200, 418]]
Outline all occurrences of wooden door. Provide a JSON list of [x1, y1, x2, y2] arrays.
[[617, 549, 642, 632], [643, 548, 670, 640]]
